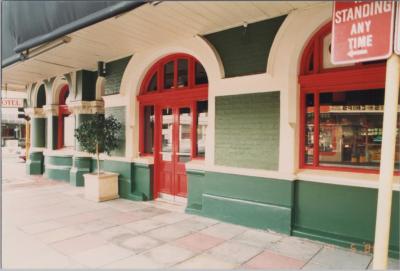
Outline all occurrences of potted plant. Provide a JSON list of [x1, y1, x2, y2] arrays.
[[75, 113, 122, 202]]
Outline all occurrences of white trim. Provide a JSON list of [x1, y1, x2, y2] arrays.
[[296, 169, 400, 191], [51, 76, 69, 105], [133, 156, 154, 165], [43, 148, 74, 157], [44, 164, 72, 170], [207, 165, 296, 181], [29, 147, 46, 152]]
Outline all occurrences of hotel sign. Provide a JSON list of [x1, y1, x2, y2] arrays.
[[1, 98, 24, 108], [395, 2, 400, 55], [332, 1, 395, 65]]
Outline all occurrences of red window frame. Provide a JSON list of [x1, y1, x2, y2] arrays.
[[298, 22, 399, 175], [137, 53, 208, 158], [57, 85, 71, 149]]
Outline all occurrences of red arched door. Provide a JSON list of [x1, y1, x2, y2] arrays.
[[137, 54, 208, 198]]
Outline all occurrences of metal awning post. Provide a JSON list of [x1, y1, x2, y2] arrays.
[[373, 53, 400, 269]]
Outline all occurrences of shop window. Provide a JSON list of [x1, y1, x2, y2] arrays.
[[177, 59, 188, 88], [147, 72, 158, 92], [303, 89, 400, 170], [195, 61, 208, 85], [196, 101, 208, 157], [143, 105, 155, 154], [164, 61, 174, 89], [178, 107, 191, 162]]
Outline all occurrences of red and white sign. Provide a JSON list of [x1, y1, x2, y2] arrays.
[[1, 98, 24, 108], [332, 1, 395, 65], [395, 2, 400, 55]]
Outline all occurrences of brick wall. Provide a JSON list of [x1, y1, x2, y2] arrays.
[[105, 106, 126, 156], [104, 56, 132, 95], [215, 92, 280, 170]]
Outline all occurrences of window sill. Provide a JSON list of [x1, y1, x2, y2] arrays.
[[296, 169, 400, 191]]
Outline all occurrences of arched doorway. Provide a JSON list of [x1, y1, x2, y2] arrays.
[[137, 53, 208, 199], [298, 22, 398, 174], [57, 85, 71, 149]]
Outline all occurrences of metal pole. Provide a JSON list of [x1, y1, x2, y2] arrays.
[[372, 54, 400, 269]]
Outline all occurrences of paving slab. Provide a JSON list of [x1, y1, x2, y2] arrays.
[[102, 254, 165, 269], [200, 222, 247, 240], [70, 243, 133, 268], [307, 246, 372, 269], [173, 232, 225, 253], [141, 243, 195, 267], [18, 220, 65, 234], [116, 234, 163, 254], [51, 233, 107, 256], [242, 249, 306, 269], [268, 236, 323, 261], [206, 240, 263, 264], [232, 228, 283, 248], [94, 225, 138, 242], [174, 253, 238, 269], [146, 224, 193, 242], [123, 218, 167, 233]]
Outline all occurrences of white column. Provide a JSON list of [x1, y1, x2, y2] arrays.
[[373, 54, 400, 270]]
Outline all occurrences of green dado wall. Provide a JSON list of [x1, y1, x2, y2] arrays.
[[215, 92, 280, 170], [205, 15, 286, 77], [294, 181, 399, 258], [186, 170, 293, 234], [105, 106, 126, 156], [104, 56, 132, 95], [95, 159, 153, 201], [45, 155, 73, 182]]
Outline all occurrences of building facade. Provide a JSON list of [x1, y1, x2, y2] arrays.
[[3, 2, 399, 259]]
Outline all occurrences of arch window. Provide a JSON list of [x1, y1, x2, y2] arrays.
[[36, 85, 46, 108], [141, 53, 208, 94], [57, 85, 73, 149], [299, 22, 399, 174]]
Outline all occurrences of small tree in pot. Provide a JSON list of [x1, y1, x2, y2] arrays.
[[75, 113, 122, 201]]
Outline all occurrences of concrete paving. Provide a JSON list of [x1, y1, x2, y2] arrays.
[[2, 159, 400, 269]]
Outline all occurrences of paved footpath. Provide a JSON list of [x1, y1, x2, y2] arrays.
[[2, 170, 400, 269]]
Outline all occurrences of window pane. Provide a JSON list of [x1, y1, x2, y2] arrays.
[[304, 94, 314, 165], [161, 108, 173, 161], [318, 89, 389, 169], [177, 59, 188, 88], [197, 101, 208, 157], [179, 108, 191, 162], [147, 72, 157, 92], [195, 62, 208, 85], [144, 106, 154, 154], [164, 61, 174, 89]]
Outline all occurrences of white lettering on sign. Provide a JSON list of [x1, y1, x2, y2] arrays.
[[331, 1, 395, 65], [334, 1, 392, 24], [1, 98, 24, 108]]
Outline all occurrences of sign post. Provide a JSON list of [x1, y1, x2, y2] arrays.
[[395, 2, 400, 55], [331, 1, 398, 269], [331, 1, 395, 65]]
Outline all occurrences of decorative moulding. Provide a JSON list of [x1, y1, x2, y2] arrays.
[[67, 100, 105, 115], [25, 107, 46, 118], [43, 105, 59, 116]]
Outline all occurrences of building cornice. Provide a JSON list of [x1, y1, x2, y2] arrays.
[[67, 100, 105, 115], [43, 105, 59, 116], [25, 107, 46, 118]]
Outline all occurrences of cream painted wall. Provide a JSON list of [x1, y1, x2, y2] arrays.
[[116, 3, 333, 180]]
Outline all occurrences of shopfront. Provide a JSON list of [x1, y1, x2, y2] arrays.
[[3, 1, 398, 259]]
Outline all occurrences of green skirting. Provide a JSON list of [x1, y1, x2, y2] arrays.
[[44, 155, 73, 182], [26, 152, 44, 175]]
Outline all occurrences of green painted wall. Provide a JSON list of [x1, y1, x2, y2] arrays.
[[76, 70, 97, 101], [105, 106, 126, 156], [44, 155, 73, 182], [104, 56, 132, 95], [26, 152, 44, 175], [31, 117, 46, 148], [186, 170, 293, 234], [37, 84, 46, 108], [94, 159, 153, 201], [47, 116, 58, 150], [215, 92, 280, 170], [70, 156, 92, 186], [294, 181, 399, 258], [204, 15, 286, 77]]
